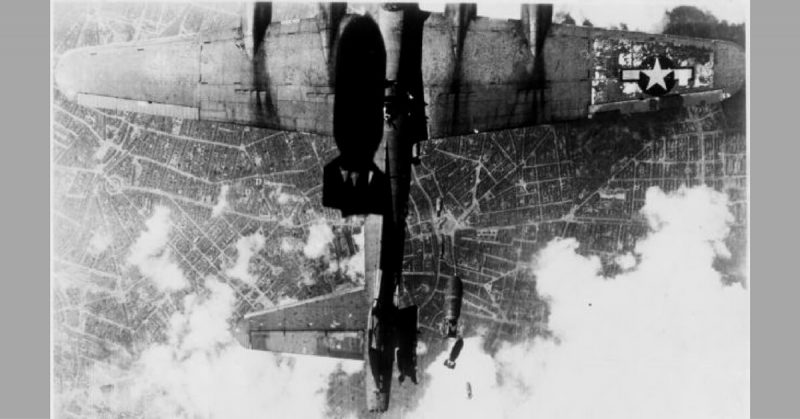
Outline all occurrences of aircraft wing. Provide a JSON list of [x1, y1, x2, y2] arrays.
[[422, 19, 745, 137], [234, 288, 370, 360], [55, 4, 745, 138], [55, 8, 340, 135]]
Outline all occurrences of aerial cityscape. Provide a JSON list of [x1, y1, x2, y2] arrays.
[[52, 3, 747, 418]]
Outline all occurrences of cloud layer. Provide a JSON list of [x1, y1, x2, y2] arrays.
[[92, 278, 356, 419], [412, 186, 749, 419], [99, 185, 748, 419], [96, 209, 367, 418]]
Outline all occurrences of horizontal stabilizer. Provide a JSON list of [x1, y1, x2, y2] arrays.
[[243, 288, 369, 331], [236, 288, 369, 359]]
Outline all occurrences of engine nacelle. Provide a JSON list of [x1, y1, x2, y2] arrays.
[[322, 15, 388, 216]]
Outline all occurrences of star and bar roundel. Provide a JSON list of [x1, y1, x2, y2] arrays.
[[620, 55, 695, 96]]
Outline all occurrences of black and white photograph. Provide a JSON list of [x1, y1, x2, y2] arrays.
[[50, 1, 749, 417]]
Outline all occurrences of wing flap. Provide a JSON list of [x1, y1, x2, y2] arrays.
[[75, 93, 200, 120]]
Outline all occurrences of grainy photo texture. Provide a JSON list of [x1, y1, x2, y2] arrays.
[[51, 2, 748, 418]]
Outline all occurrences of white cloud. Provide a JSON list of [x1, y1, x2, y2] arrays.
[[303, 220, 334, 259], [87, 229, 112, 255], [104, 185, 747, 418], [91, 278, 357, 419], [86, 213, 365, 419], [412, 336, 520, 417], [412, 185, 749, 419], [225, 232, 266, 285], [211, 185, 230, 218], [127, 206, 187, 291]]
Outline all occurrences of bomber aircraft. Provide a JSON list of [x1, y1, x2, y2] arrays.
[[55, 2, 745, 412]]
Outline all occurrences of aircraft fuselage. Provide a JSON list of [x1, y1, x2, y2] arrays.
[[361, 5, 427, 412]]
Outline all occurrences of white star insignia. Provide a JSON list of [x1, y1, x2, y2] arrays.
[[641, 58, 673, 90]]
